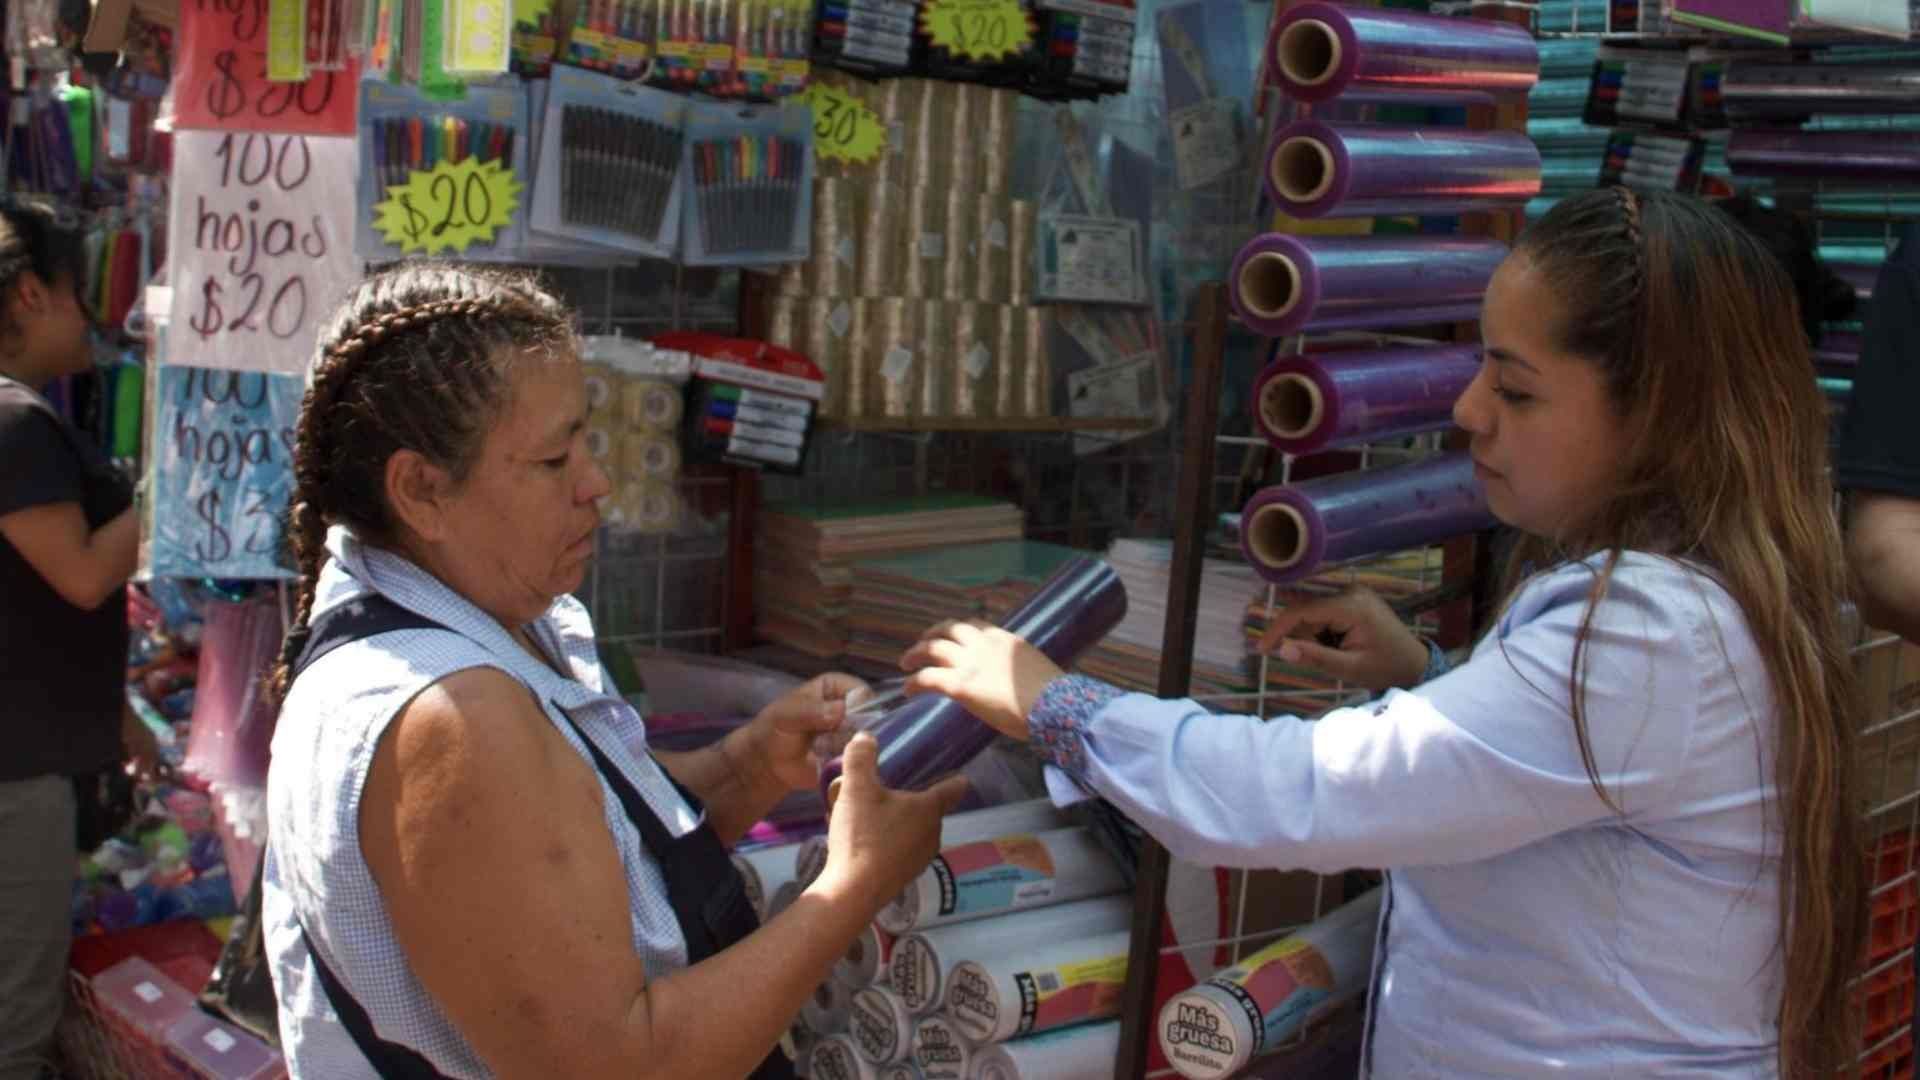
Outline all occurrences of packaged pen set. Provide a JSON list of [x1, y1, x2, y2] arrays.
[[810, 0, 1133, 98], [529, 66, 813, 262], [681, 101, 815, 266], [656, 331, 822, 474], [357, 79, 532, 261]]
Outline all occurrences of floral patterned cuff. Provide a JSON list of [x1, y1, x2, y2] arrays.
[[1028, 674, 1125, 777]]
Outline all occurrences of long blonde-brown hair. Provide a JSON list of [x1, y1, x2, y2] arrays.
[[1509, 188, 1864, 1077]]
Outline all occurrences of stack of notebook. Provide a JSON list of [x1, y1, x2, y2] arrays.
[[754, 495, 1026, 657], [843, 540, 1081, 667]]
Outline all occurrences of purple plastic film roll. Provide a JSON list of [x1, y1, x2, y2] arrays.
[[1727, 130, 1920, 180], [1252, 345, 1481, 456], [1228, 233, 1507, 339], [818, 556, 1128, 796], [1269, 2, 1538, 107], [1816, 330, 1861, 369], [1834, 262, 1878, 302], [1238, 452, 1494, 585], [1265, 121, 1541, 219]]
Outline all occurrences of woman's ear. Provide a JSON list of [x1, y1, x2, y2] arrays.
[[9, 270, 51, 317], [384, 449, 456, 544]]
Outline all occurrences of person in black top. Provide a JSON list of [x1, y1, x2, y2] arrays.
[[0, 198, 151, 1080], [1839, 225, 1920, 643]]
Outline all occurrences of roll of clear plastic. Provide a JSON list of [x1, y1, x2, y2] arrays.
[[811, 1033, 879, 1080], [621, 377, 683, 432], [732, 842, 803, 921], [967, 1020, 1120, 1080], [1156, 888, 1383, 1080], [805, 976, 860, 1036], [881, 1065, 922, 1080], [838, 923, 896, 989], [888, 897, 1132, 1016], [945, 930, 1130, 1044], [848, 985, 918, 1065], [912, 1015, 972, 1080], [877, 827, 1125, 935]]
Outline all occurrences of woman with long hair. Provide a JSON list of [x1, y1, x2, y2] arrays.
[[903, 188, 1866, 1077]]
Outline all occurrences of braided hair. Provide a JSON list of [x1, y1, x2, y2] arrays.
[[270, 263, 575, 701], [0, 197, 86, 346]]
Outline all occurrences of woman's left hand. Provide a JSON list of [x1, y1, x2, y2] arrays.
[[736, 673, 868, 792], [899, 620, 1063, 740]]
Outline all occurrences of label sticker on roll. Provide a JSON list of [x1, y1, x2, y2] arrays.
[[1016, 955, 1126, 1035], [890, 938, 941, 1012], [829, 301, 854, 339], [964, 342, 992, 379], [882, 346, 915, 383], [1170, 98, 1241, 191], [849, 991, 903, 1063], [930, 833, 1056, 917]]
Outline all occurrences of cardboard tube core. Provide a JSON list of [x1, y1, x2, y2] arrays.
[[1247, 502, 1310, 570], [1279, 19, 1342, 87], [1262, 372, 1324, 440], [1274, 135, 1337, 203], [1238, 252, 1302, 320]]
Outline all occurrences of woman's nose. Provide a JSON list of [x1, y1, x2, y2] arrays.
[[1453, 365, 1495, 437]]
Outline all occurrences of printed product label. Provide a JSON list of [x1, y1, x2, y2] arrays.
[[1037, 214, 1145, 306], [829, 301, 854, 339], [930, 834, 1056, 917], [133, 981, 163, 1004], [850, 994, 901, 1062], [881, 346, 915, 382], [1161, 996, 1238, 1074], [202, 1027, 238, 1054], [964, 342, 992, 379], [891, 939, 941, 1012], [1015, 954, 1126, 1034], [1169, 98, 1240, 191], [1214, 938, 1337, 1055], [915, 1022, 966, 1079], [812, 1040, 862, 1080]]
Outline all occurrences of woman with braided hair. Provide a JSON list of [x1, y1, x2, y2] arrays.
[[901, 189, 1865, 1077], [0, 198, 156, 1080], [263, 263, 964, 1079]]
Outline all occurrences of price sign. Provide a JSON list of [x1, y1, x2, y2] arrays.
[[167, 130, 360, 376], [922, 0, 1032, 63], [148, 364, 302, 580], [372, 158, 523, 256], [804, 84, 886, 166], [176, 0, 359, 136]]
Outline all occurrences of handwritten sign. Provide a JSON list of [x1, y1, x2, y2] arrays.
[[922, 0, 1032, 62], [804, 84, 885, 166], [175, 0, 358, 136], [149, 364, 302, 580], [372, 157, 523, 255], [167, 130, 359, 376]]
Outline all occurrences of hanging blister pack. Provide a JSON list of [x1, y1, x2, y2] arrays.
[[357, 79, 531, 262], [441, 0, 514, 74], [1028, 0, 1134, 100], [529, 65, 688, 258], [681, 99, 814, 267], [562, 0, 656, 80]]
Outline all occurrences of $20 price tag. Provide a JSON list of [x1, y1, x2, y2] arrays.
[[922, 0, 1032, 63], [371, 158, 524, 256]]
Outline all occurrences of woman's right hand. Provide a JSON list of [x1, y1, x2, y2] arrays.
[[818, 732, 968, 912], [1257, 587, 1432, 694]]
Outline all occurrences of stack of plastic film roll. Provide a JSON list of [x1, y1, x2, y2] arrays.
[[874, 78, 937, 190], [940, 187, 979, 302], [949, 303, 997, 421], [1016, 307, 1050, 418], [912, 1015, 971, 1080], [970, 1020, 1120, 1080], [808, 177, 860, 296], [904, 183, 949, 300], [1156, 889, 1383, 1080], [848, 984, 917, 1066], [804, 296, 859, 420], [917, 301, 952, 419], [990, 306, 1023, 420], [974, 195, 1014, 304], [859, 298, 921, 420], [858, 179, 908, 300], [979, 86, 1017, 195], [876, 826, 1126, 936], [1007, 201, 1034, 305]]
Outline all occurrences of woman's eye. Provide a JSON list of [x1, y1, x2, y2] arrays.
[[542, 454, 569, 469], [1495, 387, 1532, 405]]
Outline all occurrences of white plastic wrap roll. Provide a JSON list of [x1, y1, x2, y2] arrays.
[[945, 929, 1130, 1044], [810, 1033, 879, 1080], [880, 1064, 922, 1080], [968, 1019, 1120, 1080], [847, 985, 917, 1065], [888, 897, 1131, 1016], [733, 842, 804, 921], [837, 923, 896, 989], [1157, 888, 1383, 1080], [769, 881, 803, 919], [911, 1015, 972, 1080], [804, 976, 860, 1036], [787, 1019, 819, 1078], [878, 827, 1124, 934]]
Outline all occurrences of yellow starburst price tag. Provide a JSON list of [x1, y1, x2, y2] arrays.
[[371, 157, 523, 256], [512, 0, 550, 25], [805, 84, 886, 166], [922, 0, 1031, 63]]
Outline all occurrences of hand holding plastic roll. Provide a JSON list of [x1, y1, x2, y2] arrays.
[[817, 556, 1127, 797], [1252, 345, 1481, 455], [1239, 453, 1494, 585], [1265, 121, 1540, 219], [1229, 234, 1506, 338], [1269, 2, 1538, 106]]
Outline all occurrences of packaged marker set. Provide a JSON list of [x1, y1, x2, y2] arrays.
[[355, 78, 532, 263], [529, 66, 690, 258], [655, 331, 823, 474], [680, 100, 815, 267]]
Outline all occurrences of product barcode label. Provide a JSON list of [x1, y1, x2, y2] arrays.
[[1036, 972, 1062, 993], [133, 981, 163, 1004]]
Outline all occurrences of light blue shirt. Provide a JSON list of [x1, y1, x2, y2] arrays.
[[264, 526, 699, 1079], [1030, 552, 1782, 1077]]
